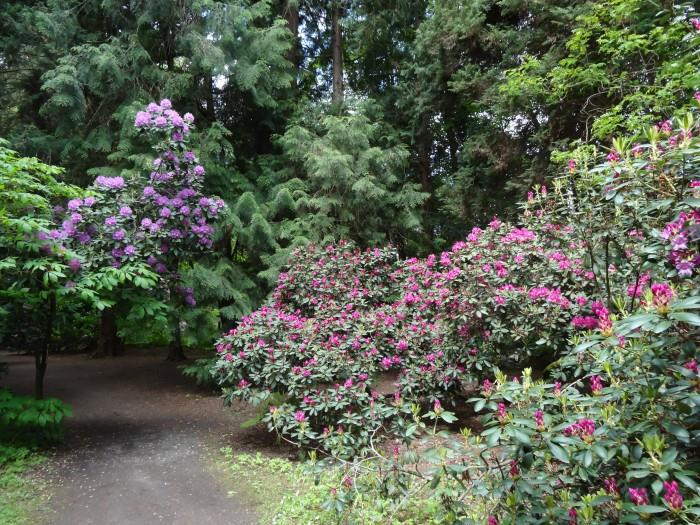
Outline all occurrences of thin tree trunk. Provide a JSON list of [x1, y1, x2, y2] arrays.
[[284, 1, 300, 72], [95, 307, 122, 357], [418, 135, 431, 195], [207, 75, 215, 121], [418, 130, 433, 244], [447, 128, 459, 173], [35, 292, 55, 399], [167, 310, 186, 361], [331, 3, 343, 103]]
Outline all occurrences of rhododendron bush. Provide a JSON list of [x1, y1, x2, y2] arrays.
[[291, 109, 699, 523], [50, 100, 227, 357], [57, 100, 225, 299], [214, 107, 699, 463], [212, 229, 601, 453]]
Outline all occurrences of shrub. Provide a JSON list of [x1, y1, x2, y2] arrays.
[[215, 104, 698, 472], [55, 100, 225, 296], [296, 107, 700, 523], [0, 389, 72, 442]]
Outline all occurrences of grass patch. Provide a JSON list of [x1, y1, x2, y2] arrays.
[[212, 447, 490, 525], [0, 445, 47, 525]]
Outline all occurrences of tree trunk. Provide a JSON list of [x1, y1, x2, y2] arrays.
[[418, 129, 433, 244], [207, 75, 216, 121], [418, 131, 432, 196], [331, 3, 344, 103], [94, 307, 123, 357], [166, 311, 186, 361], [447, 128, 459, 173], [35, 292, 55, 399], [284, 1, 301, 73]]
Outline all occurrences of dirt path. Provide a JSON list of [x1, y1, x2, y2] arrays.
[[2, 350, 281, 525]]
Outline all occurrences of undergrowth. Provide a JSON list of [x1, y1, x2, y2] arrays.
[[214, 447, 490, 525], [0, 445, 46, 525]]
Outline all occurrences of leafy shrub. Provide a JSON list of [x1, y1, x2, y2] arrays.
[[465, 291, 699, 523], [213, 244, 417, 455], [333, 283, 698, 524], [55, 100, 226, 303], [181, 357, 218, 388], [296, 107, 700, 523], [213, 110, 698, 453], [215, 447, 490, 525], [0, 389, 72, 442], [212, 96, 700, 523], [0, 141, 86, 354]]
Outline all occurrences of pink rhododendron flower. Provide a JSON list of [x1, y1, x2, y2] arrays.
[[628, 487, 649, 505], [497, 402, 507, 423], [534, 409, 544, 429], [571, 315, 598, 330], [607, 150, 620, 162], [663, 480, 683, 510], [564, 418, 595, 439], [603, 477, 619, 496], [650, 282, 674, 311], [509, 460, 519, 477]]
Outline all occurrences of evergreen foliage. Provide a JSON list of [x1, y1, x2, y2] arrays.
[[1, 0, 698, 385]]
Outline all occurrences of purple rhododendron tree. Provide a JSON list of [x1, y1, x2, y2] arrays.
[[55, 100, 226, 359]]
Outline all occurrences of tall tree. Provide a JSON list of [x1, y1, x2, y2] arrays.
[[331, 2, 344, 103]]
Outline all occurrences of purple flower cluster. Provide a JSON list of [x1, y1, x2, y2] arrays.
[[177, 286, 197, 307], [50, 101, 225, 298], [661, 210, 699, 277], [95, 176, 125, 190], [134, 99, 195, 139]]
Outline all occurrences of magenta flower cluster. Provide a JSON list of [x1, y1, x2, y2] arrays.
[[212, 197, 676, 449], [563, 418, 595, 439]]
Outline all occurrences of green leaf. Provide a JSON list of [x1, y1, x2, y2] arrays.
[[583, 449, 593, 468], [440, 412, 457, 423], [592, 444, 608, 461], [486, 428, 501, 447], [664, 423, 689, 442], [668, 312, 700, 326], [548, 442, 570, 464], [632, 505, 666, 514], [507, 427, 531, 446]]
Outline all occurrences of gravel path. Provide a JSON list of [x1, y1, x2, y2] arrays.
[[2, 350, 278, 525]]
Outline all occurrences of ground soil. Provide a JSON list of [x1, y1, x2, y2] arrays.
[[1, 349, 286, 525]]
